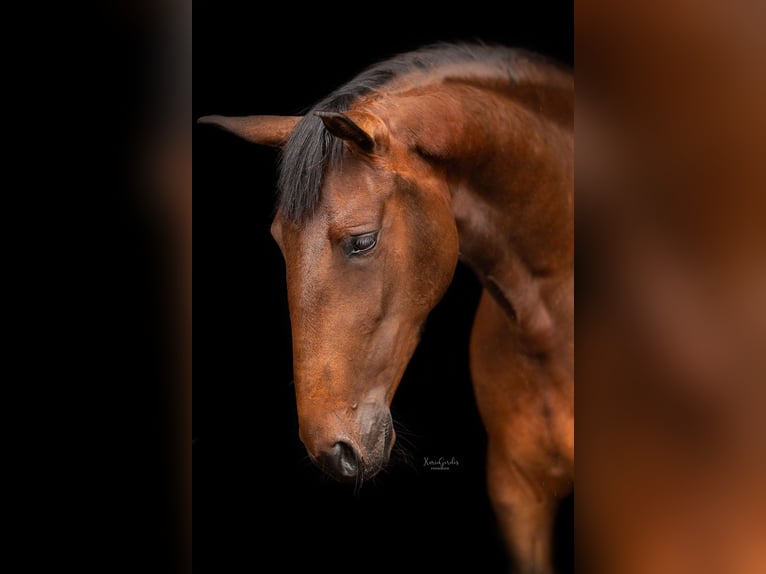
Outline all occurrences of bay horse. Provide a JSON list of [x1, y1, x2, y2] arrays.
[[199, 42, 573, 574]]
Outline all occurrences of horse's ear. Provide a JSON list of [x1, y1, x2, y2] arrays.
[[315, 110, 389, 154], [196, 115, 302, 148]]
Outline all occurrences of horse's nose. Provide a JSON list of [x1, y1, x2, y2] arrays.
[[315, 441, 359, 481]]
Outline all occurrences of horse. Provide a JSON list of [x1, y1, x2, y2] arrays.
[[198, 42, 573, 574]]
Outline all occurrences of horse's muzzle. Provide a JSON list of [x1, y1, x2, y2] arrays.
[[309, 414, 394, 483], [315, 441, 361, 480]]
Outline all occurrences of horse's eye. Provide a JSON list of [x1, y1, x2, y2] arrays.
[[346, 231, 378, 256]]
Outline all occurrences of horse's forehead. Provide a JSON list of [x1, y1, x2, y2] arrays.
[[276, 158, 398, 248], [321, 159, 393, 210], [326, 155, 388, 189], [277, 176, 385, 244]]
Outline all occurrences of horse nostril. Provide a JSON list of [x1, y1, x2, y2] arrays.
[[334, 441, 358, 477], [316, 441, 359, 481]]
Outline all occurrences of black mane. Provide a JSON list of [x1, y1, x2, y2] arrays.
[[277, 42, 556, 223]]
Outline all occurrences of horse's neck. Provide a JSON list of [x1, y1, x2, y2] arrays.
[[417, 83, 573, 348], [453, 103, 572, 271]]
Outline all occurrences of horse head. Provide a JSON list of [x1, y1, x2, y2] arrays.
[[199, 109, 459, 482]]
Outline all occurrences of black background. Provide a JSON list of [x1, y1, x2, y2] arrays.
[[194, 3, 573, 572]]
